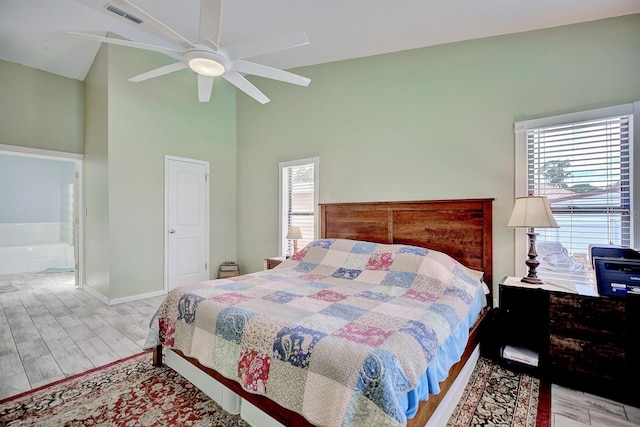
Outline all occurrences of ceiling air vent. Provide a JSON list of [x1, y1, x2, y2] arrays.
[[105, 4, 143, 24]]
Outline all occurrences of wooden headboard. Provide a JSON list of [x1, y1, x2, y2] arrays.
[[320, 198, 494, 289]]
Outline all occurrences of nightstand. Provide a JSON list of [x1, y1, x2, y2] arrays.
[[265, 256, 286, 270], [497, 276, 639, 406], [498, 277, 549, 373]]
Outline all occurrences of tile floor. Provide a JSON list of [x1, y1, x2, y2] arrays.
[[1, 272, 639, 426], [0, 272, 164, 400], [551, 384, 640, 427]]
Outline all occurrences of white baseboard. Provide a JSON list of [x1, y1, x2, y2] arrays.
[[109, 289, 166, 305], [82, 284, 109, 304], [81, 284, 166, 305]]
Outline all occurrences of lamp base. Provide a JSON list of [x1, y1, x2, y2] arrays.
[[521, 276, 544, 285], [521, 228, 544, 285]]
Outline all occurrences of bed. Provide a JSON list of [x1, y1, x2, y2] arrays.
[[146, 198, 494, 427]]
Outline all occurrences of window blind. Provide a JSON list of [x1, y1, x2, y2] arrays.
[[525, 114, 632, 287], [279, 157, 318, 256], [285, 163, 315, 251]]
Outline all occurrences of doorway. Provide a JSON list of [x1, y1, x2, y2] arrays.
[[0, 145, 83, 288], [164, 155, 210, 291]]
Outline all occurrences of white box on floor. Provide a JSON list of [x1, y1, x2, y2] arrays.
[[502, 345, 539, 367]]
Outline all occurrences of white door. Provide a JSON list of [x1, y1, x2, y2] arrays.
[[165, 156, 209, 291]]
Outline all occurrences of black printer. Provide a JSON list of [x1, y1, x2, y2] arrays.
[[591, 245, 640, 297]]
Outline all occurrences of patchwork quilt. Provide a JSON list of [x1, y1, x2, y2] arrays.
[[145, 239, 484, 427]]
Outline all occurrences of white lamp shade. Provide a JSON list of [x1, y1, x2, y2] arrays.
[[286, 226, 303, 240], [507, 196, 559, 228]]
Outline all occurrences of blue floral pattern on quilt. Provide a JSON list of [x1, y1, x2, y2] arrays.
[[311, 239, 332, 248], [357, 290, 395, 302], [320, 303, 367, 321], [332, 267, 362, 280], [381, 271, 416, 288], [399, 245, 428, 256], [215, 307, 255, 344], [429, 303, 459, 330], [273, 326, 326, 368], [293, 261, 318, 273], [400, 320, 438, 358], [263, 291, 300, 304], [352, 241, 379, 254], [355, 349, 412, 423], [177, 293, 205, 324]]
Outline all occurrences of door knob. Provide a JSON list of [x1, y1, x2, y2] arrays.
[[169, 229, 176, 234]]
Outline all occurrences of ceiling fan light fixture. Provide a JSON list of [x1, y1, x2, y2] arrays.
[[188, 57, 225, 76], [183, 49, 227, 77]]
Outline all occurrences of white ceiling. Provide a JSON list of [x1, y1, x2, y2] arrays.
[[1, 0, 639, 82]]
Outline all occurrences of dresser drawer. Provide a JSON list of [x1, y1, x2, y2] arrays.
[[549, 333, 626, 395], [549, 334, 625, 376], [549, 293, 625, 344]]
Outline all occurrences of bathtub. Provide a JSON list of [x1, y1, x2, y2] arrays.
[[0, 223, 75, 275], [0, 242, 75, 275]]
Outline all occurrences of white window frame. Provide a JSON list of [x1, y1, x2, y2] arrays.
[[514, 102, 640, 285], [278, 156, 319, 256]]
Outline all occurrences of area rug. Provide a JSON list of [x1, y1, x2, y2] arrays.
[[448, 358, 551, 427], [0, 353, 549, 426], [0, 352, 249, 427]]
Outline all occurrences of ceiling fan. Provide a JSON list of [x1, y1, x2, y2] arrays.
[[71, 0, 311, 104]]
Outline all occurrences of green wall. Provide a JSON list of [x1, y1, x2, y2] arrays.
[[236, 14, 640, 297], [2, 14, 639, 302], [0, 60, 84, 153], [84, 44, 111, 298], [84, 43, 237, 300]]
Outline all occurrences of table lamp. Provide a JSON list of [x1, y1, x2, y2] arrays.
[[286, 226, 303, 255], [507, 195, 559, 284]]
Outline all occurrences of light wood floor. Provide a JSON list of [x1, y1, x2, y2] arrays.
[[1, 272, 639, 426], [0, 272, 164, 399]]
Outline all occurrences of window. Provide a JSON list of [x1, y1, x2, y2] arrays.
[[514, 103, 639, 288], [279, 157, 319, 256]]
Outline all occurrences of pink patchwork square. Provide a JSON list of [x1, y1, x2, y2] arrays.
[[310, 290, 347, 302], [238, 349, 271, 393], [210, 292, 250, 305], [335, 322, 392, 347], [366, 253, 394, 271], [291, 247, 309, 261], [159, 318, 175, 347], [404, 288, 438, 302]]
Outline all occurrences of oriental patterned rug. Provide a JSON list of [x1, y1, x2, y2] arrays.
[[448, 358, 551, 427], [0, 353, 549, 426]]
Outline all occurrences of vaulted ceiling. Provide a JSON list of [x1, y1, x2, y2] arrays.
[[2, 0, 639, 82]]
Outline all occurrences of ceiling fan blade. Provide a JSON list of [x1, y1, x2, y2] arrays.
[[222, 71, 270, 104], [129, 62, 188, 82], [199, 0, 223, 49], [100, 0, 194, 49], [232, 60, 310, 87], [223, 32, 309, 60], [197, 75, 215, 102], [70, 32, 182, 57]]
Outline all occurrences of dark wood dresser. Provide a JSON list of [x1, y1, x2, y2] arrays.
[[498, 277, 639, 407]]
